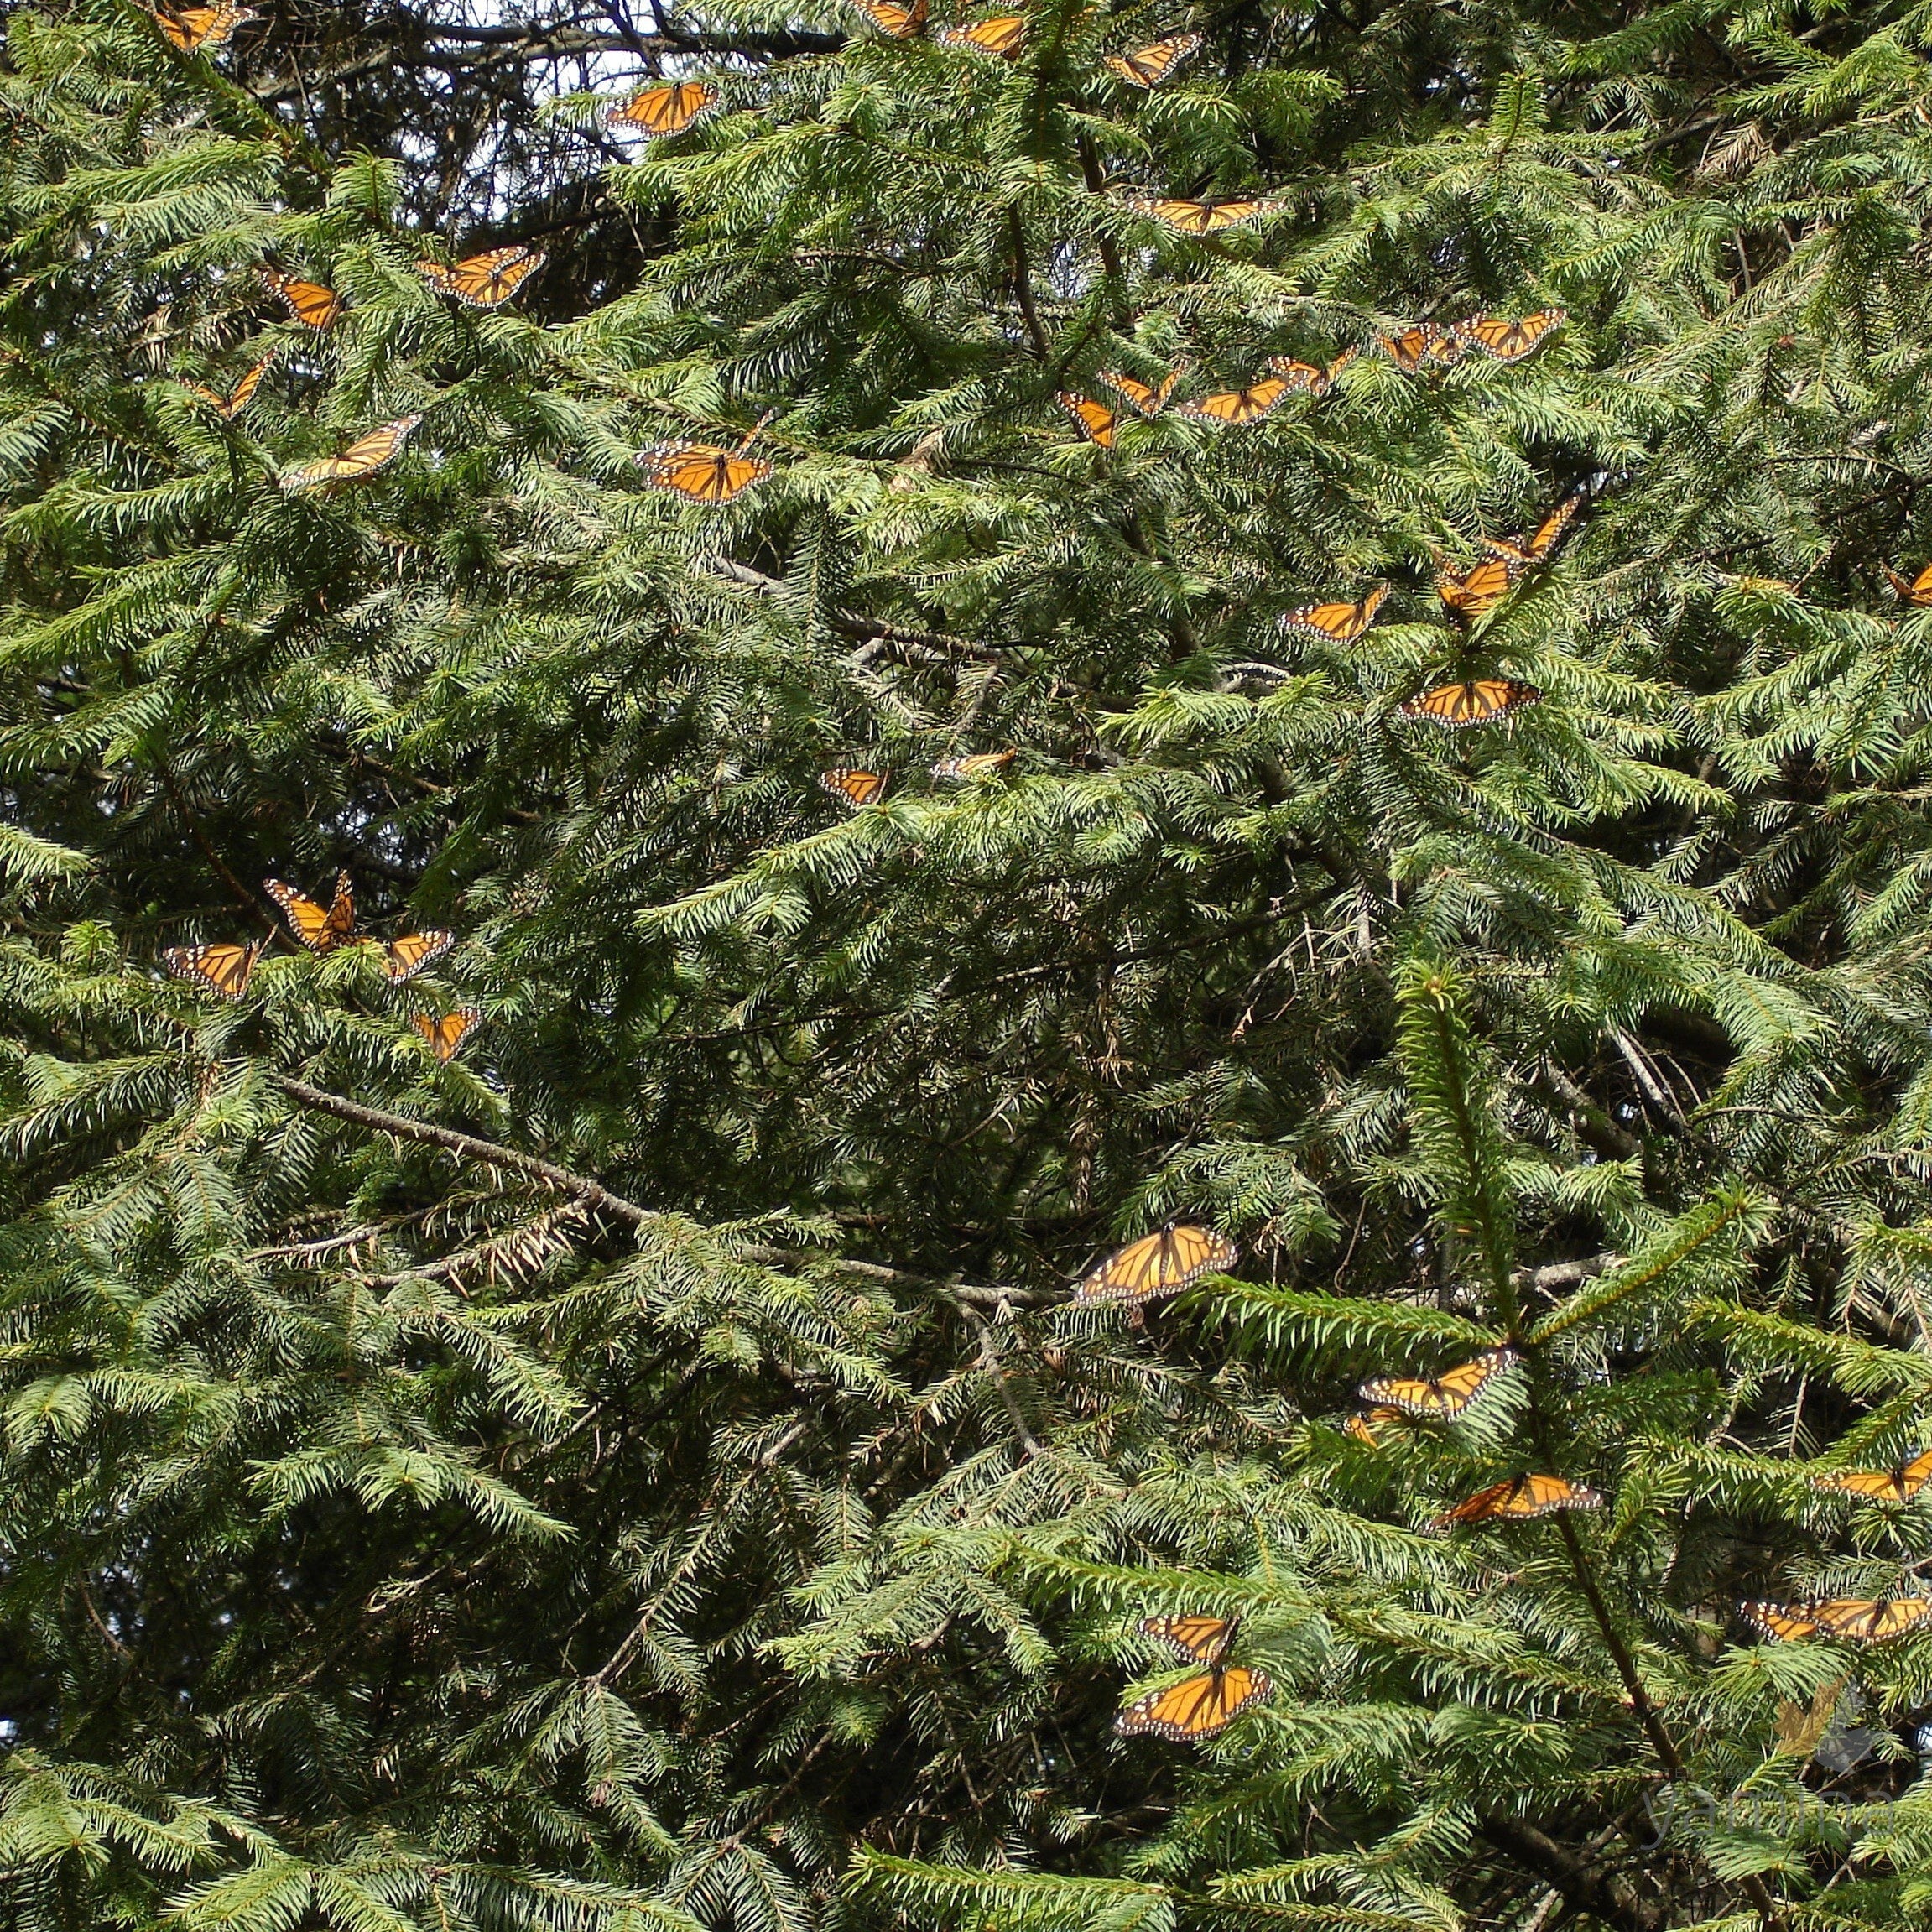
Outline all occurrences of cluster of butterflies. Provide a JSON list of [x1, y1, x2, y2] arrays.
[[1066, 1253, 1932, 1671], [195, 261, 773, 505], [1115, 1612, 1270, 1741], [163, 872, 481, 1063], [1058, 310, 1563, 451], [160, 0, 1583, 721], [1736, 1448, 1932, 1648], [182, 253, 543, 492]]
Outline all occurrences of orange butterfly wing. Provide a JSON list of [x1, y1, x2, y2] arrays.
[[153, 3, 257, 50], [163, 940, 262, 999], [1490, 1474, 1602, 1518], [1835, 1598, 1932, 1642], [851, 0, 929, 34], [1742, 1601, 1821, 1641], [605, 81, 722, 137], [1264, 357, 1325, 393], [266, 871, 355, 952], [1104, 33, 1201, 85], [384, 930, 456, 983], [1437, 554, 1523, 617], [1763, 1598, 1932, 1644], [1116, 1666, 1272, 1739], [1815, 1445, 1932, 1502], [1462, 310, 1565, 362], [283, 416, 422, 492], [1359, 1348, 1516, 1420], [1075, 1225, 1237, 1306], [1346, 1406, 1405, 1446], [821, 768, 888, 808], [1133, 196, 1276, 235], [1100, 369, 1180, 414], [185, 353, 272, 419], [1429, 1473, 1599, 1531], [413, 1008, 481, 1061], [1398, 679, 1542, 727], [262, 271, 345, 330], [1378, 324, 1462, 372], [1883, 565, 1932, 607], [932, 751, 1016, 779], [1282, 584, 1389, 644], [939, 14, 1025, 55], [1139, 1613, 1237, 1667], [1058, 393, 1117, 448], [639, 442, 773, 503], [418, 245, 546, 308], [1181, 378, 1291, 425], [1482, 495, 1582, 565]]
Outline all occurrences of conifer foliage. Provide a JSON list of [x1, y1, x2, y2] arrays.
[[9, 1, 1932, 1929]]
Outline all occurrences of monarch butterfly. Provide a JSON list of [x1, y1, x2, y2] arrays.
[[151, 2, 258, 51], [261, 269, 345, 331], [1459, 310, 1565, 362], [266, 872, 357, 953], [1140, 1612, 1237, 1667], [417, 245, 547, 309], [1104, 33, 1201, 86], [1263, 351, 1351, 398], [1128, 195, 1279, 235], [1345, 1406, 1405, 1447], [638, 417, 773, 503], [183, 354, 273, 420], [1377, 324, 1463, 372], [851, 0, 928, 34], [1180, 378, 1292, 426], [1281, 584, 1390, 645], [1435, 555, 1524, 619], [1398, 679, 1542, 727], [1117, 1631, 1272, 1741], [383, 931, 456, 983], [1075, 1224, 1237, 1306], [932, 750, 1016, 779], [1427, 1473, 1601, 1534], [821, 768, 888, 808], [1359, 1348, 1517, 1420], [605, 81, 721, 138], [281, 415, 423, 492], [413, 1008, 482, 1062], [1742, 1597, 1932, 1645], [1883, 564, 1932, 607], [1058, 393, 1117, 448], [1100, 368, 1181, 415], [1483, 495, 1583, 565], [163, 940, 264, 1000], [1814, 1448, 1932, 1505], [938, 14, 1026, 55]]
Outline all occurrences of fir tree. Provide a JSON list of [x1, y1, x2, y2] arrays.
[[8, 2, 1932, 1930]]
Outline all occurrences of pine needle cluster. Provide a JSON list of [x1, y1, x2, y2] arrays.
[[8, 3, 1932, 1930]]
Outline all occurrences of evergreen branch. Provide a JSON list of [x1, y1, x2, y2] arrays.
[[272, 1075, 660, 1228], [1008, 208, 1050, 359], [1394, 957, 1518, 1335], [1528, 1192, 1760, 1343], [1477, 1817, 1663, 1932], [272, 1078, 1032, 1308], [957, 1303, 1044, 1459]]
